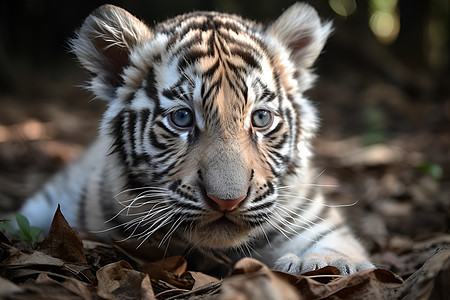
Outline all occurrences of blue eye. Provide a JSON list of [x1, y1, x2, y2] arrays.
[[252, 110, 272, 128], [170, 108, 194, 128]]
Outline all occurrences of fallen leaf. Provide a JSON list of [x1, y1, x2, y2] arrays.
[[34, 273, 95, 299], [0, 243, 93, 283], [219, 258, 300, 300], [96, 260, 155, 300], [218, 258, 405, 300], [397, 246, 450, 299], [189, 271, 221, 290], [0, 243, 64, 268], [113, 238, 165, 264], [141, 256, 195, 289], [0, 277, 22, 297], [39, 204, 87, 264], [0, 228, 10, 245]]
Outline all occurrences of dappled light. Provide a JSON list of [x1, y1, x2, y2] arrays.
[[368, 0, 400, 45]]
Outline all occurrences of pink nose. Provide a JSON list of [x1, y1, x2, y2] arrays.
[[207, 194, 247, 211]]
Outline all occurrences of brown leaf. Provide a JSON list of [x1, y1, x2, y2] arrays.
[[219, 258, 405, 300], [0, 243, 93, 283], [0, 277, 22, 298], [97, 260, 155, 300], [113, 238, 165, 264], [141, 256, 195, 289], [189, 271, 221, 290], [398, 247, 450, 299], [39, 204, 87, 264], [219, 258, 301, 300], [317, 269, 403, 299], [280, 268, 402, 299], [84, 240, 132, 270], [3, 273, 96, 299], [0, 228, 10, 245], [0, 243, 64, 268], [35, 273, 96, 299]]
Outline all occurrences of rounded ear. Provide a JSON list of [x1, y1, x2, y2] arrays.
[[71, 5, 152, 100], [267, 3, 332, 70]]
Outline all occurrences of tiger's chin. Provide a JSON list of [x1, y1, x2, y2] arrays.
[[188, 216, 250, 249]]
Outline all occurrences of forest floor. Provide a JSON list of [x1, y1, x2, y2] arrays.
[[0, 56, 449, 299]]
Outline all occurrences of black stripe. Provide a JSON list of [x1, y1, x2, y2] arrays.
[[230, 47, 261, 70], [253, 182, 274, 203], [109, 112, 127, 163], [146, 67, 158, 99], [126, 110, 138, 166], [174, 189, 197, 203], [153, 159, 178, 178], [246, 212, 269, 222], [179, 49, 209, 69], [249, 200, 275, 212], [171, 200, 204, 212], [269, 133, 289, 150], [149, 127, 169, 150], [76, 184, 88, 231], [155, 121, 178, 138], [266, 122, 284, 137], [202, 79, 221, 107], [204, 58, 221, 78]]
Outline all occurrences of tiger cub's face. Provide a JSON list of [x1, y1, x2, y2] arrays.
[[73, 4, 331, 248]]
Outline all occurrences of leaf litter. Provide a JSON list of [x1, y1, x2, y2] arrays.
[[1, 205, 449, 299]]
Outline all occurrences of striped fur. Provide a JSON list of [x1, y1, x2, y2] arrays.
[[17, 3, 373, 275]]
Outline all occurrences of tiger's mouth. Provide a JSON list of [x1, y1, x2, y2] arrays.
[[189, 215, 251, 248]]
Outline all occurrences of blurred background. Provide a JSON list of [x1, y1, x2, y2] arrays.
[[0, 0, 449, 278]]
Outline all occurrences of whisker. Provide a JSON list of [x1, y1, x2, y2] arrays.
[[114, 186, 169, 199], [275, 203, 333, 233], [158, 213, 186, 247], [272, 210, 321, 239], [278, 193, 359, 208], [265, 218, 293, 240], [255, 219, 272, 248]]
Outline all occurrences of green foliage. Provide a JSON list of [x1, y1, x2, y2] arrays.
[[362, 106, 388, 146], [0, 214, 42, 242], [418, 162, 444, 181]]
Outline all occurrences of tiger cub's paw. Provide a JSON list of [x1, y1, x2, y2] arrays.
[[273, 253, 375, 276]]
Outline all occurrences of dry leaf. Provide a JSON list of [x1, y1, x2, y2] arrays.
[[0, 277, 22, 297], [0, 243, 64, 268], [189, 271, 221, 290], [39, 204, 87, 264], [97, 260, 155, 300], [218, 258, 405, 300], [141, 256, 195, 289], [294, 268, 403, 299], [113, 238, 165, 264], [0, 243, 93, 284], [219, 258, 300, 300], [397, 247, 450, 299], [3, 273, 96, 299], [35, 273, 95, 299]]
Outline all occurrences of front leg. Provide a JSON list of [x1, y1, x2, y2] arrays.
[[273, 226, 374, 275]]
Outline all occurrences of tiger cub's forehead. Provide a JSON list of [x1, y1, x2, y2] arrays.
[[148, 13, 280, 111]]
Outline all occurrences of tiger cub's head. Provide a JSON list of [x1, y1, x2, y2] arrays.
[[72, 3, 331, 248]]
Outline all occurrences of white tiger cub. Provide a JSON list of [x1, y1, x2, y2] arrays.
[[16, 3, 374, 275]]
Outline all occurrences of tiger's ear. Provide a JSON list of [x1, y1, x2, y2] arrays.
[[71, 5, 152, 100], [268, 3, 332, 70]]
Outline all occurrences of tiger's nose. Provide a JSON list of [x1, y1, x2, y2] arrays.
[[206, 193, 247, 212]]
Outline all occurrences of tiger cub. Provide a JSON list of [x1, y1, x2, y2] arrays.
[[17, 3, 374, 275]]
